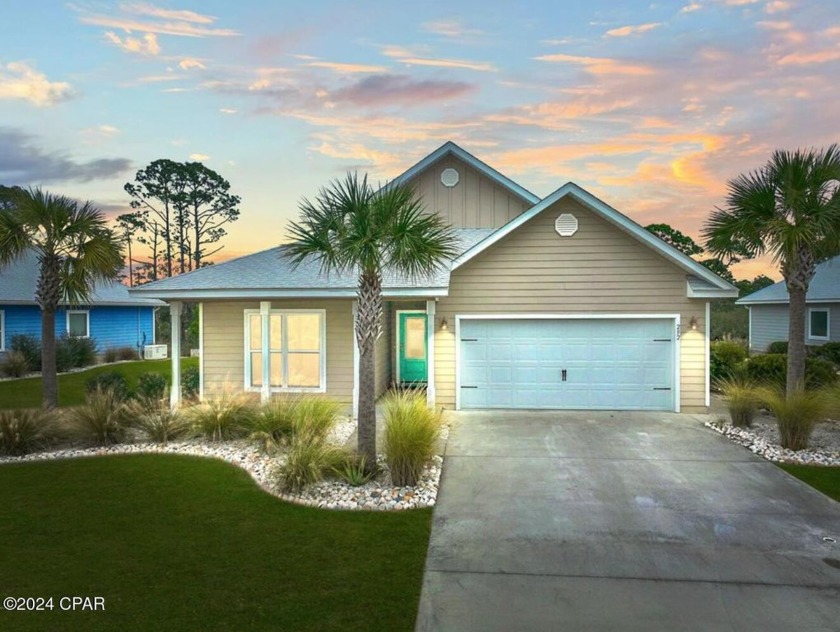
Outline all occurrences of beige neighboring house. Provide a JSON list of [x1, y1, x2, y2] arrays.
[[129, 142, 737, 414]]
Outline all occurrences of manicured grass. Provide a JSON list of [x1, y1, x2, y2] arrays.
[[0, 454, 432, 631], [0, 358, 198, 409], [779, 464, 840, 502]]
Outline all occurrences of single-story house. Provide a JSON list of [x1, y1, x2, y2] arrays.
[[737, 256, 840, 353], [129, 142, 738, 414], [0, 251, 162, 355]]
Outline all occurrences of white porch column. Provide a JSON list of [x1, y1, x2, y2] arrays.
[[260, 301, 271, 403], [169, 301, 182, 409], [426, 299, 436, 407], [352, 301, 360, 421]]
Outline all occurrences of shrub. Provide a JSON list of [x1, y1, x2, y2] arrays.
[[181, 366, 200, 399], [0, 408, 57, 456], [745, 354, 839, 388], [382, 390, 441, 487], [717, 377, 760, 428], [63, 388, 131, 446], [333, 454, 376, 487], [2, 350, 30, 378], [249, 399, 295, 452], [185, 392, 256, 441], [63, 335, 98, 368], [275, 438, 346, 492], [55, 337, 75, 373], [767, 341, 788, 354], [103, 347, 119, 363], [289, 396, 341, 443], [86, 371, 129, 400], [136, 372, 167, 401], [118, 346, 138, 361], [710, 340, 748, 382], [125, 398, 188, 444], [757, 386, 832, 451], [811, 341, 840, 367], [10, 334, 41, 372]]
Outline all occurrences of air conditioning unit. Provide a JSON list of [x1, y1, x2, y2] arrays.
[[144, 344, 168, 360]]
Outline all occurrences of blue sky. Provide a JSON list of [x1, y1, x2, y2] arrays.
[[2, 1, 840, 278]]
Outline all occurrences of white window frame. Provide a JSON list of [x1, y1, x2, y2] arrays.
[[243, 309, 327, 393], [66, 310, 90, 338], [0, 310, 5, 351], [808, 308, 830, 341]]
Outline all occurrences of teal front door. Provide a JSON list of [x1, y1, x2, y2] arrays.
[[398, 312, 428, 383]]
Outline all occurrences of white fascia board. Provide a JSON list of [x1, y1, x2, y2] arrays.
[[389, 141, 540, 206], [686, 282, 739, 299], [737, 298, 840, 306], [453, 183, 738, 294], [127, 287, 449, 300]]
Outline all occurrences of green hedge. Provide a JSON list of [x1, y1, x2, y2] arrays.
[[710, 341, 748, 382], [745, 353, 838, 388]]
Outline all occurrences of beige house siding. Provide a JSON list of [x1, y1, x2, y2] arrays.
[[202, 299, 355, 403], [432, 198, 709, 412], [375, 304, 392, 397], [409, 154, 530, 229]]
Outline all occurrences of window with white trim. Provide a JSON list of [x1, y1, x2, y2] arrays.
[[244, 310, 325, 391], [0, 310, 4, 351], [809, 308, 829, 340], [67, 310, 90, 338]]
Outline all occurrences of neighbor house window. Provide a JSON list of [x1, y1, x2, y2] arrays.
[[67, 310, 90, 338], [809, 308, 829, 340], [244, 310, 325, 391]]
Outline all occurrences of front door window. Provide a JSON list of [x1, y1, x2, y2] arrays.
[[399, 313, 428, 383]]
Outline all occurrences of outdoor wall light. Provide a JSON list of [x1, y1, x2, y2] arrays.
[[440, 318, 448, 331], [689, 316, 698, 331]]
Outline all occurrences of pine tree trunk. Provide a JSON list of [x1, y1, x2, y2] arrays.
[[356, 270, 383, 474], [787, 286, 807, 394], [41, 308, 57, 408]]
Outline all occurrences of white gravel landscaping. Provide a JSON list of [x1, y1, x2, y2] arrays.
[[0, 417, 448, 511], [706, 411, 840, 466]]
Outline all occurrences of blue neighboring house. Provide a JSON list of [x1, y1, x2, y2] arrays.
[[0, 251, 164, 355]]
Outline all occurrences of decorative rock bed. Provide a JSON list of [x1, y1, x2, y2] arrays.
[[0, 418, 449, 511], [705, 413, 840, 467]]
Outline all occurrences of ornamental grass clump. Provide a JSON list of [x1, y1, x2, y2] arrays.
[[249, 399, 295, 453], [1, 350, 30, 378], [126, 396, 188, 444], [185, 392, 256, 441], [758, 386, 832, 451], [63, 387, 131, 446], [275, 435, 347, 493], [383, 389, 441, 487], [289, 396, 341, 443], [717, 377, 760, 428], [0, 408, 58, 456]]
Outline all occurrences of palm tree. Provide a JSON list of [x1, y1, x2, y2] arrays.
[[0, 189, 124, 407], [703, 145, 840, 394], [286, 173, 458, 470]]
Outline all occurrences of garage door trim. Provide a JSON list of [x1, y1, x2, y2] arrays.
[[455, 313, 681, 413]]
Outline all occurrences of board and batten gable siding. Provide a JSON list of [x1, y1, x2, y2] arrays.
[[0, 304, 154, 352], [433, 197, 709, 412], [201, 299, 355, 402], [407, 154, 530, 229], [749, 303, 839, 352]]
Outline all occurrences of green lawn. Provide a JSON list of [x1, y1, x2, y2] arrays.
[[0, 358, 198, 409], [0, 454, 432, 631], [779, 464, 840, 502]]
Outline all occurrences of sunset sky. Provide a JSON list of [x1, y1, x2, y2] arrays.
[[2, 1, 839, 280]]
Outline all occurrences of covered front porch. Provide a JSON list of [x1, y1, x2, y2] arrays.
[[166, 298, 442, 416]]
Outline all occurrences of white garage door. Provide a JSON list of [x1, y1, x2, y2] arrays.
[[458, 318, 676, 411]]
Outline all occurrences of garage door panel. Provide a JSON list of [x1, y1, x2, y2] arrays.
[[459, 318, 675, 411]]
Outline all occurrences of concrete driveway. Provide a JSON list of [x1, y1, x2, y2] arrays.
[[416, 411, 840, 631]]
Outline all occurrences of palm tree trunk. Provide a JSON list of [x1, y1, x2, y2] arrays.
[[41, 307, 58, 408], [787, 286, 807, 394], [356, 270, 383, 473]]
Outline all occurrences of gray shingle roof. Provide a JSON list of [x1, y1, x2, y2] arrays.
[[129, 229, 495, 298], [737, 256, 840, 305], [0, 251, 164, 306]]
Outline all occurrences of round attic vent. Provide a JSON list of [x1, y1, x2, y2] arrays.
[[440, 168, 460, 187], [555, 213, 578, 237]]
